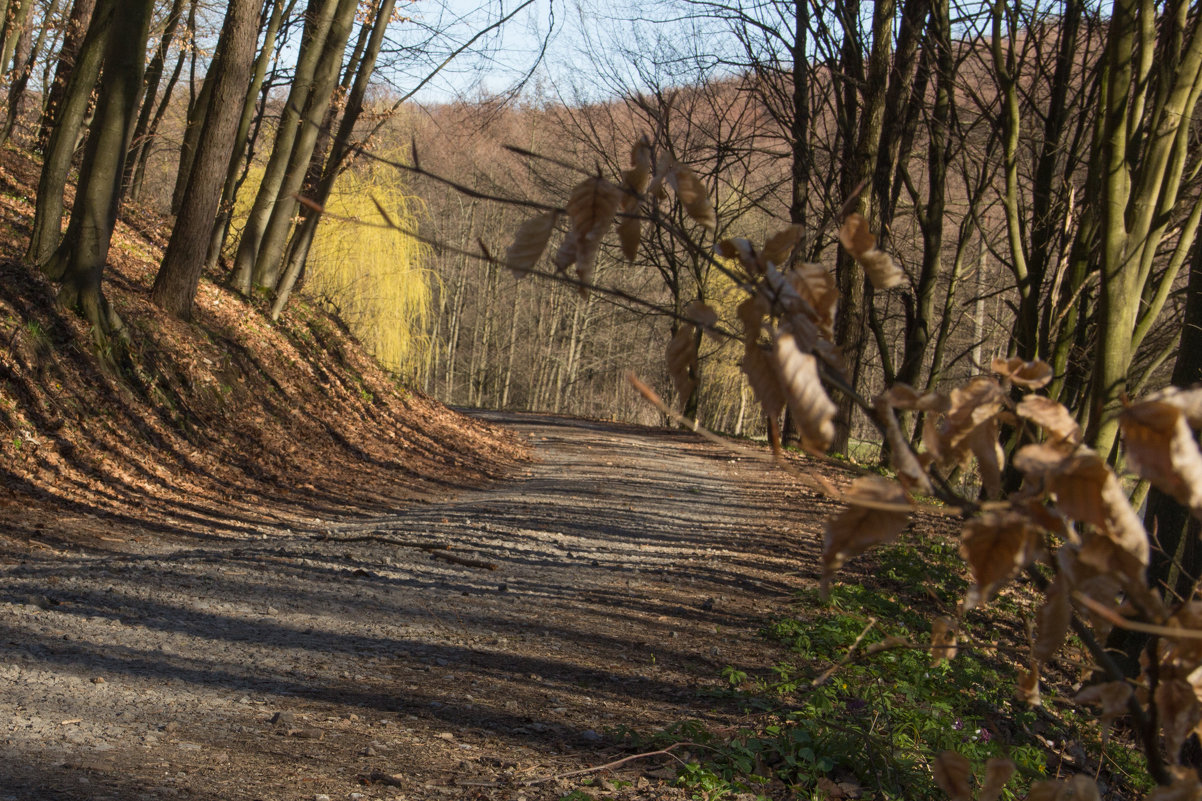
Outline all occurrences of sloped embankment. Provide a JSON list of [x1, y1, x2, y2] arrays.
[[0, 147, 525, 554]]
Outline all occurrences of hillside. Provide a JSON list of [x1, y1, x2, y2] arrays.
[[0, 146, 525, 557]]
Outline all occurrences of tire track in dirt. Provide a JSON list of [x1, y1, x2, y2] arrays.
[[0, 412, 828, 800]]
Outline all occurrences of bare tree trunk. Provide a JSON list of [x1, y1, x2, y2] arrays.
[[445, 258, 469, 403], [1, 0, 61, 146], [245, 0, 357, 292], [123, 0, 188, 197], [26, 0, 112, 265], [41, 0, 154, 347], [233, 0, 340, 294], [205, 0, 295, 272], [269, 0, 397, 319], [0, 0, 33, 87], [151, 0, 265, 320], [36, 0, 94, 151], [127, 31, 187, 203], [895, 0, 952, 391], [501, 284, 520, 408]]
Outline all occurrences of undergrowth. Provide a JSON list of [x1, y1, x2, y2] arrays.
[[620, 534, 1152, 801]]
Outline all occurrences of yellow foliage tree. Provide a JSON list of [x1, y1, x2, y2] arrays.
[[233, 159, 433, 380], [303, 163, 433, 380]]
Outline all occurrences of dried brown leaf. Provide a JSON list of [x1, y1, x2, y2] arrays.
[[1161, 601, 1202, 669], [1013, 442, 1067, 477], [784, 261, 838, 338], [742, 343, 786, 423], [821, 476, 911, 593], [504, 212, 558, 277], [1146, 771, 1202, 801], [1157, 678, 1202, 763], [716, 237, 759, 276], [1148, 386, 1202, 428], [564, 176, 622, 288], [630, 135, 653, 174], [1057, 546, 1122, 640], [771, 325, 836, 452], [1033, 574, 1072, 663], [1014, 445, 1149, 583], [927, 377, 1007, 468], [874, 394, 934, 494], [1017, 663, 1041, 706], [1024, 781, 1062, 801], [622, 136, 653, 200], [838, 213, 903, 290], [930, 616, 958, 665], [761, 224, 803, 268], [684, 300, 718, 329], [883, 383, 949, 413], [1066, 775, 1101, 801], [665, 160, 716, 230], [979, 758, 1015, 801], [737, 295, 768, 346], [967, 420, 1005, 500], [551, 236, 576, 274], [960, 511, 1039, 610], [931, 750, 972, 801], [1075, 681, 1132, 740], [1023, 778, 1102, 801], [617, 215, 641, 261], [1121, 398, 1202, 517], [990, 356, 1053, 389], [1016, 395, 1082, 448], [761, 265, 824, 352], [665, 325, 697, 411]]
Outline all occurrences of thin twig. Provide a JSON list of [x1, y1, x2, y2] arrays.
[[1073, 592, 1202, 641], [1024, 566, 1170, 786], [451, 742, 701, 787], [812, 616, 879, 687]]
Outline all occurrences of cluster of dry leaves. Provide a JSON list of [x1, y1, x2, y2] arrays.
[[502, 136, 1202, 798]]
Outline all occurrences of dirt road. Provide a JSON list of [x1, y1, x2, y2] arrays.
[[0, 412, 824, 800]]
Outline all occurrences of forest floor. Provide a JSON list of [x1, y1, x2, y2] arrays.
[[0, 410, 835, 801]]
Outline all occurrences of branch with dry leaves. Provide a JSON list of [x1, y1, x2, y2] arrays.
[[352, 127, 1202, 795]]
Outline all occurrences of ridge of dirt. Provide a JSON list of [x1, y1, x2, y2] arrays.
[[0, 411, 826, 801], [0, 147, 525, 557]]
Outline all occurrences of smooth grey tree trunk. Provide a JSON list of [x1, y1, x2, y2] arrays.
[[232, 0, 338, 294], [42, 0, 154, 345], [123, 0, 188, 197], [268, 0, 396, 319], [152, 0, 266, 320], [26, 0, 112, 266], [248, 0, 357, 292]]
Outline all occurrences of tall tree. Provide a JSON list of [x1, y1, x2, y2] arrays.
[[231, 0, 343, 294], [269, 0, 398, 318], [35, 0, 95, 151], [26, 0, 112, 265], [123, 0, 189, 197], [39, 0, 155, 343], [0, 0, 63, 145], [151, 0, 266, 320], [204, 0, 296, 270], [1086, 0, 1202, 458], [244, 0, 358, 292]]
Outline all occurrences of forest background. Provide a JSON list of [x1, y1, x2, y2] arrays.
[[4, 0, 1191, 457]]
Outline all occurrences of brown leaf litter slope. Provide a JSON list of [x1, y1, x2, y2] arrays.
[[0, 411, 822, 801], [0, 146, 523, 555]]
